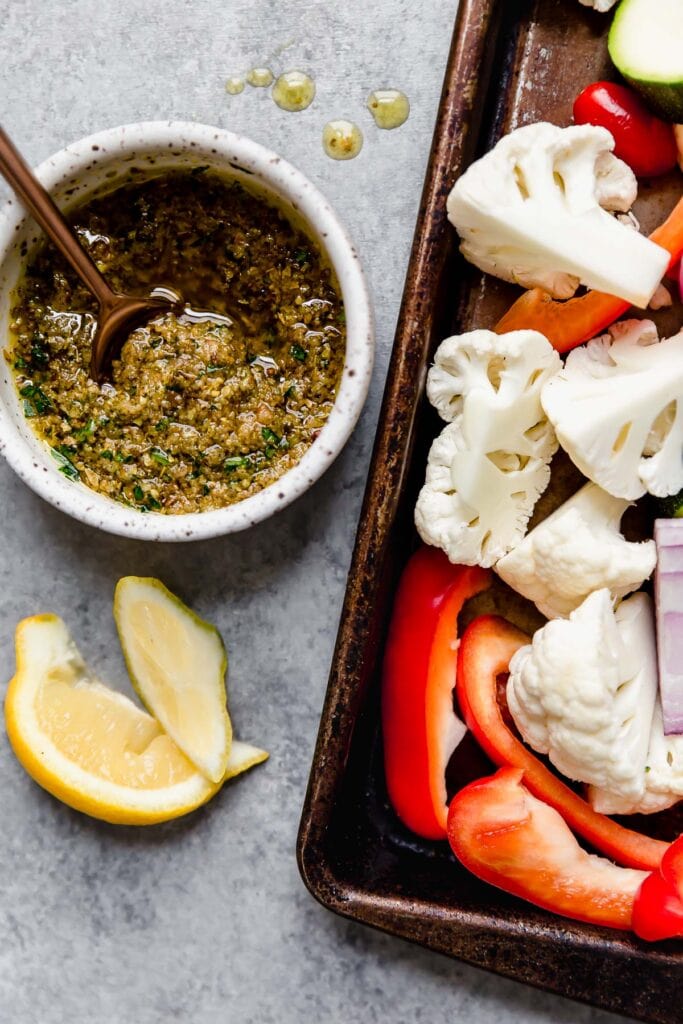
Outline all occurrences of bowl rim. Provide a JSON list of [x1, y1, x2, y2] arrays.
[[0, 120, 374, 541]]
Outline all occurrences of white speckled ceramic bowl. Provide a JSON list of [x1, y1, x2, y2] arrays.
[[0, 122, 374, 541]]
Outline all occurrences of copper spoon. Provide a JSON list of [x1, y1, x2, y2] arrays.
[[0, 125, 183, 381]]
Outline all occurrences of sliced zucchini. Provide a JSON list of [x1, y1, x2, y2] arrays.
[[608, 0, 683, 121]]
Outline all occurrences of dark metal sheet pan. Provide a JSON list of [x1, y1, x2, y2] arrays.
[[297, 1, 683, 1019]]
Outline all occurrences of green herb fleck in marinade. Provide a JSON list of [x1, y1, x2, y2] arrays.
[[74, 419, 97, 442], [19, 383, 52, 414], [31, 338, 50, 366], [7, 172, 346, 515], [150, 447, 172, 466], [50, 446, 79, 481]]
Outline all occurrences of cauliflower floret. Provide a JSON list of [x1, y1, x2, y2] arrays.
[[542, 319, 683, 500], [447, 122, 668, 307], [495, 482, 656, 618], [594, 151, 637, 213], [579, 0, 618, 11], [415, 329, 560, 567], [589, 704, 683, 815], [508, 590, 658, 802], [415, 421, 553, 567], [426, 327, 560, 424]]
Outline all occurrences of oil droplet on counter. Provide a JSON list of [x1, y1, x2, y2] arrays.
[[367, 89, 410, 129], [322, 120, 364, 161], [225, 76, 245, 95], [272, 71, 316, 112], [246, 67, 274, 88]]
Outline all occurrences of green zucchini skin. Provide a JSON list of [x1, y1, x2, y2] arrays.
[[608, 0, 683, 121], [618, 78, 683, 122]]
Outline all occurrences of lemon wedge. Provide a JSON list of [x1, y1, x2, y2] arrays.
[[114, 577, 231, 783], [225, 740, 269, 779], [5, 615, 221, 825]]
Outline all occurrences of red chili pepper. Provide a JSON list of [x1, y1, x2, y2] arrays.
[[381, 547, 490, 840], [456, 615, 668, 871], [495, 197, 683, 352], [447, 767, 646, 930], [574, 82, 678, 178], [632, 835, 683, 942]]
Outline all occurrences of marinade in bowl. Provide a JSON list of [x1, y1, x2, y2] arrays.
[[7, 170, 346, 515]]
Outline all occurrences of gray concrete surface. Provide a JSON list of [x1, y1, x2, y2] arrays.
[[0, 2, 636, 1022]]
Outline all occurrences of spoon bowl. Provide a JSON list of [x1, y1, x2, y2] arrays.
[[90, 287, 183, 379]]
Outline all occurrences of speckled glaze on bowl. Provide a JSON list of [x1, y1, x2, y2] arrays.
[[0, 121, 374, 541]]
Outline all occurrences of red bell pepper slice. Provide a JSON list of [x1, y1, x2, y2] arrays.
[[382, 547, 490, 839], [447, 767, 646, 930], [495, 197, 683, 353], [573, 82, 677, 178], [456, 615, 668, 871], [632, 836, 683, 942]]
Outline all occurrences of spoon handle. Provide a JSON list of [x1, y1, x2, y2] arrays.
[[0, 125, 117, 308]]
